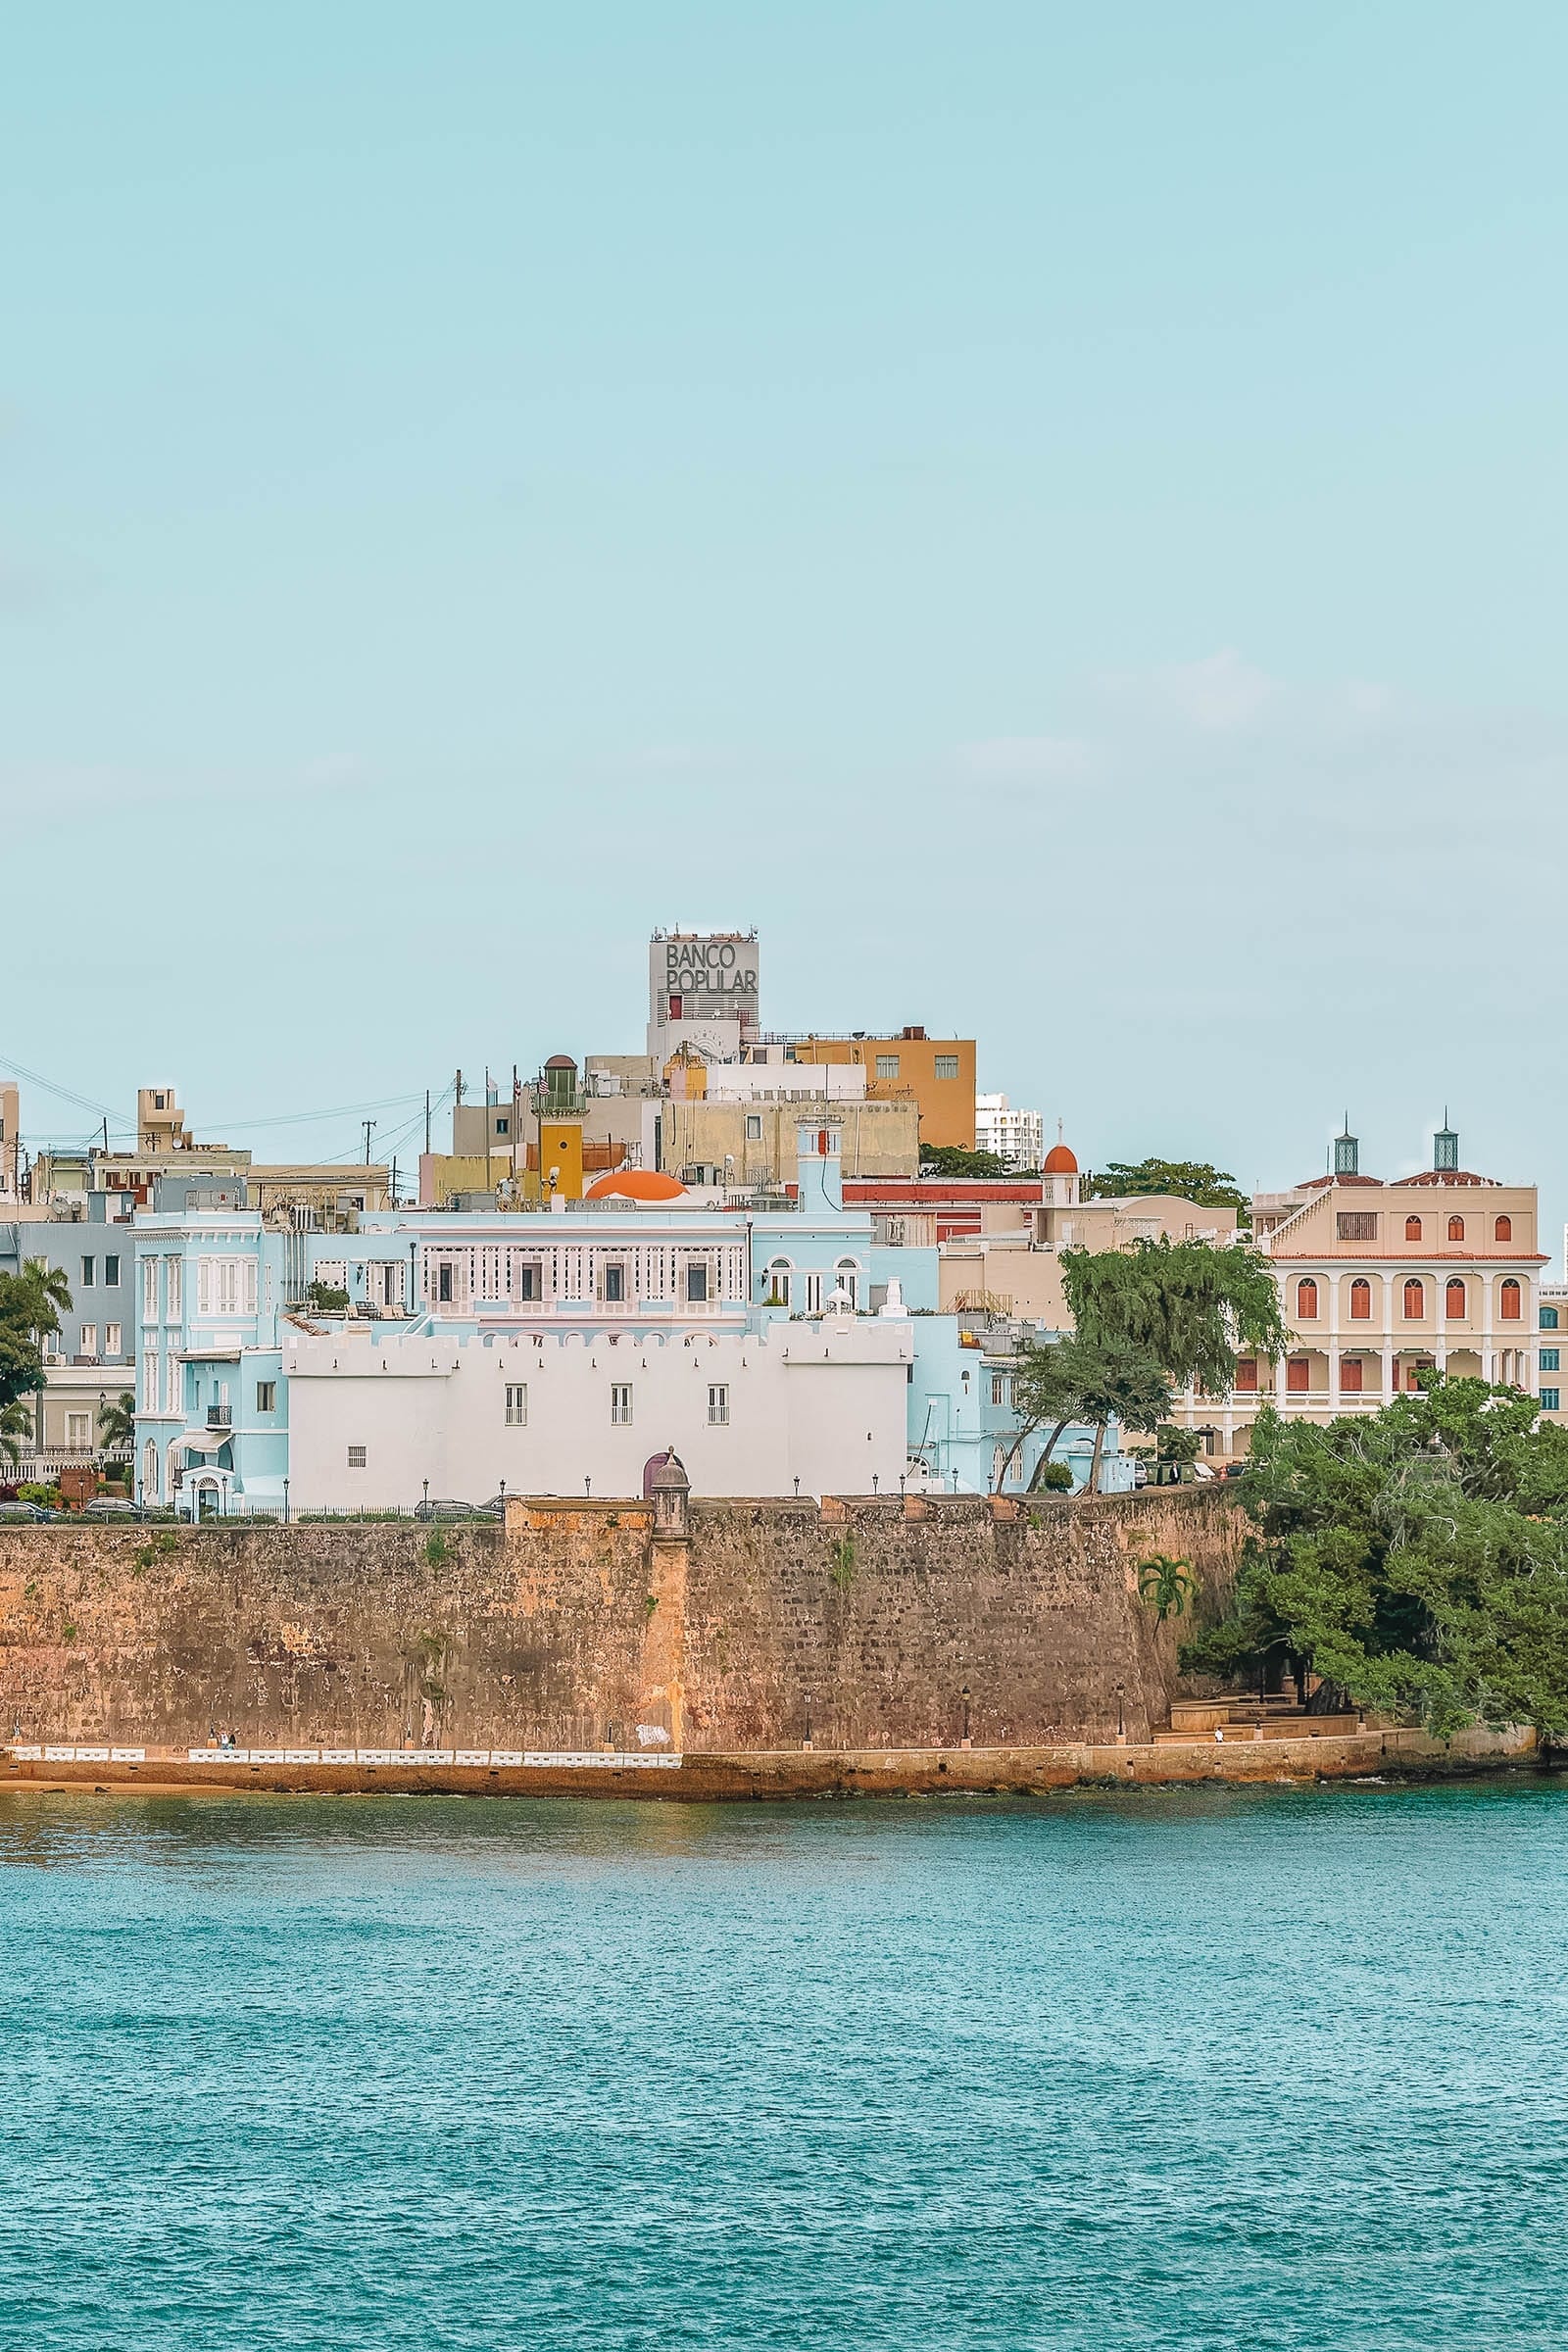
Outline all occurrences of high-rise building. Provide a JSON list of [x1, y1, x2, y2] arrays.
[[975, 1093, 1044, 1170]]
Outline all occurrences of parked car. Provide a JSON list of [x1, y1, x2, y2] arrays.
[[480, 1495, 510, 1517], [0, 1500, 53, 1524], [80, 1496, 140, 1519], [414, 1498, 490, 1522]]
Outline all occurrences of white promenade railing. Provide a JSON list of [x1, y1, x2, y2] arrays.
[[8, 1743, 681, 1769]]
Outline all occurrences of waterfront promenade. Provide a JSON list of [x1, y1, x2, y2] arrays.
[[2, 1722, 1536, 1798]]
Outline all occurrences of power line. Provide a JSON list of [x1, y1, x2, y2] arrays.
[[0, 1054, 130, 1125]]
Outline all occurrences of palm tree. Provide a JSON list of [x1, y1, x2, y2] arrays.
[[0, 1398, 30, 1468], [1138, 1553, 1199, 1622], [98, 1391, 136, 1451]]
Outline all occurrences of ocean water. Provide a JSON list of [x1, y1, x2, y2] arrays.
[[0, 1782, 1565, 2352]]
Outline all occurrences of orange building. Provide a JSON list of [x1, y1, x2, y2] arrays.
[[783, 1029, 976, 1151]]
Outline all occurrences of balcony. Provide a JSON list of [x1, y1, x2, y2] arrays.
[[206, 1405, 232, 1430]]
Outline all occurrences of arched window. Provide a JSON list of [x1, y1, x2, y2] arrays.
[[1446, 1278, 1467, 1319], [1348, 1278, 1372, 1321], [1403, 1278, 1425, 1319], [1447, 1215, 1465, 1243], [1495, 1214, 1512, 1243], [1499, 1278, 1521, 1322], [835, 1257, 860, 1309], [1405, 1215, 1423, 1242], [142, 1438, 158, 1502], [1296, 1277, 1318, 1318], [1544, 1307, 1560, 1331], [764, 1258, 792, 1308]]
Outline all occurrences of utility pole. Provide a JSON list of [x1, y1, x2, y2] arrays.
[[424, 1090, 431, 1154], [511, 1063, 520, 1187], [455, 1068, 465, 1107], [484, 1065, 492, 1197], [363, 1119, 373, 1167]]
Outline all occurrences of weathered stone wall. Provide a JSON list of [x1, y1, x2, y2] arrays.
[[0, 1488, 1248, 1752]]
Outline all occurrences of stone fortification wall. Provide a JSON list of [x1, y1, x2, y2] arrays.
[[0, 1489, 1248, 1755]]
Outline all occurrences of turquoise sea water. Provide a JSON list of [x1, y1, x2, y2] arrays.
[[1, 1782, 1565, 2351]]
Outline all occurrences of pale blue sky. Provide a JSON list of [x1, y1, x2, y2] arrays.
[[4, 5, 1566, 1239]]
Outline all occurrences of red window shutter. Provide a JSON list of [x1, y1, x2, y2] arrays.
[[1287, 1358, 1309, 1394]]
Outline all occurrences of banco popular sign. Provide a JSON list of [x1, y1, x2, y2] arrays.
[[663, 938, 759, 998]]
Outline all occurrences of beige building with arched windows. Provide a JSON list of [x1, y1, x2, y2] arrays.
[[1174, 1124, 1551, 1457]]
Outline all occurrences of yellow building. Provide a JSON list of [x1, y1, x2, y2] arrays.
[[784, 1030, 977, 1151]]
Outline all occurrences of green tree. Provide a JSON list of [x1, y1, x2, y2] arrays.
[[1060, 1235, 1287, 1401], [1139, 1553, 1199, 1622], [1155, 1423, 1201, 1464], [0, 1263, 71, 1441], [996, 1332, 1173, 1495], [919, 1144, 1012, 1180], [1182, 1379, 1568, 1739], [98, 1391, 136, 1450], [1083, 1158, 1250, 1216]]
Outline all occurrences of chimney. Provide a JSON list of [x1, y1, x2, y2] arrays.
[[796, 1118, 844, 1213]]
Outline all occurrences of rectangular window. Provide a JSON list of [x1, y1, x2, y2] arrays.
[[1543, 1390, 1561, 1413], [1542, 1350, 1560, 1373], [517, 1263, 541, 1301], [1337, 1212, 1378, 1242], [875, 1054, 901, 1080], [745, 1113, 762, 1142], [437, 1264, 453, 1303], [506, 1384, 527, 1426], [803, 1272, 823, 1314], [934, 1054, 959, 1081], [1234, 1358, 1258, 1393], [80, 1255, 95, 1288], [105, 1323, 122, 1356], [496, 1115, 509, 1136], [142, 1349, 158, 1412], [708, 1384, 729, 1425], [686, 1262, 709, 1303], [66, 1411, 90, 1448], [611, 1384, 633, 1425], [347, 1445, 368, 1468], [143, 1257, 158, 1316], [602, 1263, 625, 1302], [1287, 1358, 1310, 1394], [1339, 1358, 1364, 1394], [991, 1372, 1006, 1406], [257, 1381, 276, 1412], [105, 1254, 121, 1286], [80, 1325, 98, 1357], [168, 1257, 181, 1319]]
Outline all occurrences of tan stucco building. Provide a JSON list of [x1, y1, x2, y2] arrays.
[[1175, 1125, 1547, 1457]]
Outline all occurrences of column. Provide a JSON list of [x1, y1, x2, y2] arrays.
[[1436, 1260, 1446, 1376], [1381, 1270, 1395, 1399], [1328, 1267, 1341, 1407], [1481, 1274, 1494, 1384]]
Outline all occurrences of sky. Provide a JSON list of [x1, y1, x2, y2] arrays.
[[3, 4, 1566, 1248]]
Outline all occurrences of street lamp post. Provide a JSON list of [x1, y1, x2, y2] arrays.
[[1115, 1681, 1126, 1744], [960, 1684, 972, 1750], [802, 1690, 813, 1752], [283, 1476, 290, 1527]]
